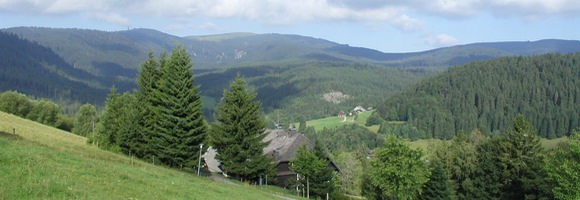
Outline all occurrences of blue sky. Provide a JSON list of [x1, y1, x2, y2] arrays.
[[1, 0, 579, 52]]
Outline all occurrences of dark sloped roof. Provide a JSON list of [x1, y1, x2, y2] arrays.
[[263, 129, 314, 164], [263, 129, 341, 172], [204, 129, 340, 174]]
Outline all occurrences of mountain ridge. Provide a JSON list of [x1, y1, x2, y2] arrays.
[[2, 26, 580, 120], [5, 26, 580, 74]]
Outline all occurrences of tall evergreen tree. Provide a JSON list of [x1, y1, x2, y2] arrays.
[[134, 52, 162, 158], [91, 87, 121, 150], [210, 75, 273, 182], [499, 116, 548, 199], [151, 46, 207, 169], [115, 93, 140, 155], [473, 137, 504, 199], [420, 160, 455, 200], [310, 140, 337, 198], [474, 116, 550, 199]]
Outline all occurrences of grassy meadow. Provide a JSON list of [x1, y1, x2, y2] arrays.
[[302, 112, 568, 153], [305, 110, 380, 132], [0, 111, 296, 199]]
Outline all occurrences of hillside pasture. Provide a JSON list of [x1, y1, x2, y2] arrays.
[[0, 111, 295, 199], [305, 110, 375, 131]]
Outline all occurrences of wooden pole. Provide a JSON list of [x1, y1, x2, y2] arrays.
[[307, 176, 309, 199], [13, 128, 15, 135]]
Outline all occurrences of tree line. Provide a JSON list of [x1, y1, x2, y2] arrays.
[[378, 53, 580, 139], [0, 90, 74, 131], [308, 116, 580, 199]]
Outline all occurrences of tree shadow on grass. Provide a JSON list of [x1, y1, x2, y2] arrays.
[[0, 130, 23, 140]]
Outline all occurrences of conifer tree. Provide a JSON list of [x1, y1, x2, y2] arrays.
[[310, 140, 337, 198], [210, 75, 273, 181], [151, 46, 207, 169], [473, 116, 550, 199], [91, 87, 121, 150], [420, 160, 455, 200], [115, 93, 140, 155], [134, 52, 162, 158], [498, 116, 549, 199]]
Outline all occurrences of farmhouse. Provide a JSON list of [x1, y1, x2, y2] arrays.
[[263, 128, 340, 186], [204, 128, 340, 187], [353, 106, 367, 113], [337, 111, 346, 117]]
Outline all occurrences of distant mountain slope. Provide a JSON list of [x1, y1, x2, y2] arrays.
[[5, 27, 580, 75], [0, 31, 107, 104], [196, 63, 425, 122], [2, 26, 580, 118], [377, 53, 580, 139]]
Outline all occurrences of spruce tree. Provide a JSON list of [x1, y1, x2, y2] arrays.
[[91, 87, 121, 150], [115, 93, 140, 155], [135, 52, 162, 158], [420, 160, 455, 200], [498, 116, 548, 199], [151, 46, 207, 169], [310, 140, 337, 198], [473, 116, 549, 199], [210, 75, 273, 181]]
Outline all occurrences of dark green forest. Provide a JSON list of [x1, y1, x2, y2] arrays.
[[0, 31, 109, 105], [197, 63, 426, 122], [378, 53, 580, 139]]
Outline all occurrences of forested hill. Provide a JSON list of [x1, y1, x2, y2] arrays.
[[377, 53, 580, 139], [5, 27, 580, 74], [0, 31, 108, 104], [3, 26, 580, 120]]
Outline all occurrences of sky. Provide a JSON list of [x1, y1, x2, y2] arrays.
[[1, 0, 579, 52]]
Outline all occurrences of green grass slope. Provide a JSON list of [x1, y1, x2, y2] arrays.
[[0, 111, 290, 199], [305, 110, 378, 132]]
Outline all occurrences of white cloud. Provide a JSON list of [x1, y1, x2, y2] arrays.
[[426, 34, 459, 47], [0, 0, 111, 14], [0, 0, 422, 31], [90, 12, 130, 27], [413, 0, 580, 18], [1, 0, 579, 32], [166, 22, 222, 33]]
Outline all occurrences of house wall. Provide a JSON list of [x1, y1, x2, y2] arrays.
[[274, 162, 297, 187]]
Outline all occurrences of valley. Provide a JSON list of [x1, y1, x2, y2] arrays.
[[1, 26, 580, 199]]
